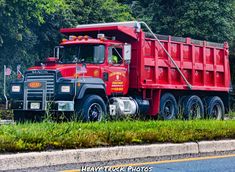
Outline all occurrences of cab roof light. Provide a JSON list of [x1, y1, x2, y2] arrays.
[[69, 35, 77, 41], [99, 37, 105, 41], [97, 34, 106, 41], [78, 36, 83, 41], [61, 38, 68, 42], [84, 35, 89, 40], [97, 34, 105, 39]]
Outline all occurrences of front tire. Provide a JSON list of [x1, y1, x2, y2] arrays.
[[75, 95, 107, 122]]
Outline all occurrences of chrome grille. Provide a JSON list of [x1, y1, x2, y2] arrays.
[[25, 72, 55, 99]]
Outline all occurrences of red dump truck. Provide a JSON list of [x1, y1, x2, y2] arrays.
[[9, 21, 230, 121]]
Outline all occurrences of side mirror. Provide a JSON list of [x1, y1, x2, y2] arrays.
[[124, 44, 131, 64]]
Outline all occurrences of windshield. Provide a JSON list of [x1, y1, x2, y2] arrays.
[[60, 44, 105, 64]]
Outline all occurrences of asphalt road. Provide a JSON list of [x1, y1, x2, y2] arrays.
[[114, 154, 235, 172], [9, 153, 235, 172]]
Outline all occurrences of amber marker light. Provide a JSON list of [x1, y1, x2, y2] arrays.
[[78, 36, 83, 41], [28, 82, 42, 89], [84, 35, 89, 40], [99, 37, 105, 41], [61, 38, 67, 42], [77, 82, 81, 87]]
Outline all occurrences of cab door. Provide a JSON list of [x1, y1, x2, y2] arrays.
[[104, 45, 129, 95]]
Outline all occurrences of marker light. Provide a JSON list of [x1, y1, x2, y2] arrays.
[[84, 35, 89, 40], [69, 35, 77, 41], [12, 85, 20, 92], [61, 38, 68, 42], [61, 85, 70, 93], [78, 36, 83, 41]]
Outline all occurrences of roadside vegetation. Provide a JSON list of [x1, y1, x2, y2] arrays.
[[0, 120, 235, 153]]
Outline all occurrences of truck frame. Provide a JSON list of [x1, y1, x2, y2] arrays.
[[9, 21, 230, 121]]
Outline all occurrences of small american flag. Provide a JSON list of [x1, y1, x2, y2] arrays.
[[81, 65, 87, 73], [5, 67, 11, 76], [76, 65, 87, 74]]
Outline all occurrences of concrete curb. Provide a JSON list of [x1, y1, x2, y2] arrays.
[[0, 140, 235, 170]]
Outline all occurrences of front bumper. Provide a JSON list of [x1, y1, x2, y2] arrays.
[[11, 100, 74, 112]]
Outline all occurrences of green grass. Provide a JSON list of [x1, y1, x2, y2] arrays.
[[0, 120, 235, 153], [0, 110, 13, 120]]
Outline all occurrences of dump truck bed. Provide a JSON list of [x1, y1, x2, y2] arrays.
[[129, 33, 230, 92]]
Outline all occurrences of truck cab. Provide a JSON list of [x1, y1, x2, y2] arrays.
[[9, 25, 139, 122]]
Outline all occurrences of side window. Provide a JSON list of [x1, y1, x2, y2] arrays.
[[108, 47, 123, 64]]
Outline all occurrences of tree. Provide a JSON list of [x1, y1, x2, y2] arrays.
[[0, 0, 73, 100], [126, 0, 235, 44], [66, 0, 132, 24]]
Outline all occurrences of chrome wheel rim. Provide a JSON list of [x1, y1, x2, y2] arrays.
[[163, 100, 174, 119], [189, 102, 201, 119], [88, 103, 103, 121]]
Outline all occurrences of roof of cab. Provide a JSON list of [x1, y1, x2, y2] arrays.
[[60, 21, 141, 43]]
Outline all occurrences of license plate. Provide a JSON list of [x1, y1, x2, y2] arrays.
[[30, 103, 40, 110]]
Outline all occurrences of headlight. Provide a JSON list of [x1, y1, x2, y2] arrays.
[[61, 85, 70, 93], [12, 85, 20, 92]]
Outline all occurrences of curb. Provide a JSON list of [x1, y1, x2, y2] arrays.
[[0, 140, 235, 170]]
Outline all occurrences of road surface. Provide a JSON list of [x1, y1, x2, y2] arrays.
[[9, 153, 235, 172], [98, 154, 235, 172]]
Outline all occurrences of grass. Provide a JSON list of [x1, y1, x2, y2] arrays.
[[227, 111, 235, 119], [0, 120, 235, 153], [0, 110, 13, 120]]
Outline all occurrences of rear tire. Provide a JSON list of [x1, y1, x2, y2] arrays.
[[75, 95, 107, 122], [159, 93, 178, 120], [206, 96, 225, 120], [183, 95, 204, 120]]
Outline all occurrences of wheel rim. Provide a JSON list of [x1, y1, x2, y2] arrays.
[[189, 101, 201, 119], [88, 103, 103, 121], [211, 104, 222, 120], [163, 100, 174, 119]]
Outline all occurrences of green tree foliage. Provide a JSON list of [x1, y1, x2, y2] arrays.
[[127, 0, 235, 44], [0, 0, 73, 100], [0, 0, 71, 67], [66, 0, 132, 24]]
